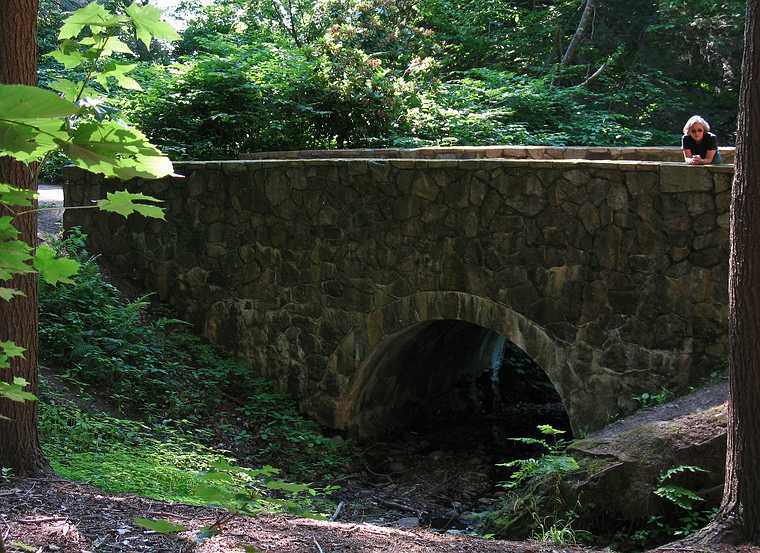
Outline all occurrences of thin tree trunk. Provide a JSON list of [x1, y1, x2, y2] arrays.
[[561, 0, 595, 65], [0, 0, 47, 476]]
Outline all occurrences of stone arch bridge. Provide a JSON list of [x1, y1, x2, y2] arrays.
[[64, 146, 734, 436]]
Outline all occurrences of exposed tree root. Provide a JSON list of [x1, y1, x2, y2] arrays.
[[655, 509, 744, 552]]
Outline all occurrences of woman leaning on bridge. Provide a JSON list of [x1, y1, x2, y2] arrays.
[[682, 115, 722, 165]]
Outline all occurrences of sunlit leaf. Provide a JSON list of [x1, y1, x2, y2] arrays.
[[264, 480, 312, 494], [133, 517, 186, 534], [9, 541, 36, 552], [114, 154, 174, 179], [59, 121, 173, 179], [0, 341, 25, 360], [101, 61, 142, 90], [93, 73, 111, 92], [0, 118, 68, 164], [193, 484, 233, 504], [125, 2, 180, 48], [537, 424, 566, 436], [0, 216, 19, 240], [97, 190, 165, 219], [80, 35, 134, 56], [59, 2, 124, 40], [0, 183, 37, 207], [0, 287, 24, 301], [0, 84, 79, 119], [48, 79, 99, 103], [102, 61, 139, 76], [0, 239, 33, 281], [114, 74, 142, 91], [33, 244, 80, 285], [0, 121, 42, 161], [46, 41, 86, 70], [0, 377, 36, 403]]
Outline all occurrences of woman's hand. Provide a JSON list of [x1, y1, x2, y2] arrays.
[[688, 155, 703, 165]]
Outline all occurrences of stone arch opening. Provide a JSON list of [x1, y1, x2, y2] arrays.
[[329, 291, 573, 440], [344, 319, 569, 442]]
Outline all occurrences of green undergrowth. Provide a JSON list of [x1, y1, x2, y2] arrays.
[[38, 230, 353, 487], [38, 400, 336, 516]]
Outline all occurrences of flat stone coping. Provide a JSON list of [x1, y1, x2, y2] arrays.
[[240, 145, 736, 163], [161, 158, 735, 175]]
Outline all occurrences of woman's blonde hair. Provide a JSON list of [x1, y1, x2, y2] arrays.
[[683, 115, 710, 135]]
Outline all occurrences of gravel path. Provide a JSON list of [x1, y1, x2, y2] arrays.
[[37, 183, 64, 239]]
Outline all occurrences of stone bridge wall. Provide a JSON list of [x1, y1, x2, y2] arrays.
[[64, 155, 733, 435], [242, 145, 737, 163]]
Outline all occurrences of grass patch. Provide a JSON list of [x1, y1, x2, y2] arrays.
[[39, 400, 336, 516], [40, 401, 228, 503]]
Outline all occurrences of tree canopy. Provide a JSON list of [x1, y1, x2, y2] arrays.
[[36, 0, 746, 160]]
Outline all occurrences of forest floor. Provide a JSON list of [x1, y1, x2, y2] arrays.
[[2, 372, 755, 553], [1, 476, 605, 553]]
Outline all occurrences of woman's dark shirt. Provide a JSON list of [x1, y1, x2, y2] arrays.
[[682, 132, 718, 158]]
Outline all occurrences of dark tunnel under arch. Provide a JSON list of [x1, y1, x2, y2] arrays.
[[328, 292, 573, 439]]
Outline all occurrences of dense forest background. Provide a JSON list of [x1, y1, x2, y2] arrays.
[[38, 0, 744, 161]]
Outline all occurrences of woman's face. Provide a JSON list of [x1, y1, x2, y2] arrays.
[[689, 124, 706, 143]]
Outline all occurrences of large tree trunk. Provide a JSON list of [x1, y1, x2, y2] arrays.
[[723, 0, 760, 541], [561, 0, 595, 65], [667, 0, 760, 548], [0, 0, 47, 476]]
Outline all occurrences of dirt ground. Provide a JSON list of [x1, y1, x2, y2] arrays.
[[3, 476, 760, 553], [1, 477, 604, 553]]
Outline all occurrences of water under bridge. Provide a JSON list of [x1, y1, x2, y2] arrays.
[[64, 146, 734, 437]]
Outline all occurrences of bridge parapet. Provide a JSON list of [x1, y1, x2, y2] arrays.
[[242, 145, 736, 164], [64, 156, 733, 435]]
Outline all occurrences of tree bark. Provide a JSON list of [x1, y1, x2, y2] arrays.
[[667, 0, 760, 548], [723, 0, 760, 542], [0, 0, 47, 476], [561, 0, 595, 65]]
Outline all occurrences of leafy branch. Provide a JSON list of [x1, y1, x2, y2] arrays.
[[0, 1, 179, 403]]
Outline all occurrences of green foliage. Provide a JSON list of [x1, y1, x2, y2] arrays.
[[9, 542, 36, 552], [633, 387, 673, 409], [133, 517, 187, 534], [123, 39, 402, 159], [124, 2, 181, 48], [623, 464, 716, 546], [39, 401, 231, 501], [497, 424, 579, 489], [0, 1, 176, 406], [654, 465, 708, 511], [38, 399, 335, 517], [106, 0, 742, 158], [195, 460, 338, 517], [33, 244, 80, 285], [531, 513, 590, 546], [397, 69, 677, 148], [96, 190, 165, 219], [0, 378, 36, 406]]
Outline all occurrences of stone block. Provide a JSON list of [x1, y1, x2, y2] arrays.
[[660, 165, 713, 192], [412, 173, 439, 201]]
